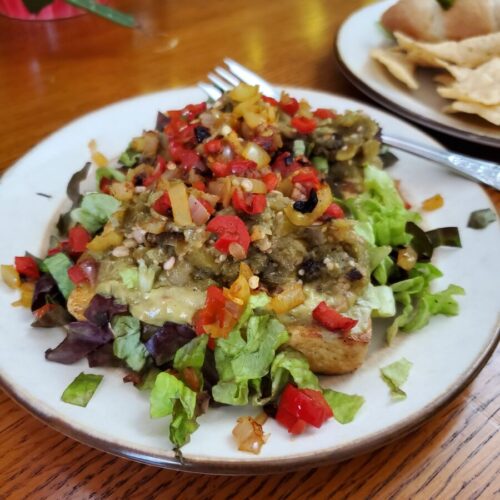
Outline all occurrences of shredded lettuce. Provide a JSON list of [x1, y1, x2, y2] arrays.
[[360, 284, 396, 318], [70, 193, 121, 234], [150, 372, 199, 447], [61, 372, 103, 407], [111, 316, 148, 372], [119, 148, 141, 167], [43, 253, 75, 299], [323, 390, 365, 424], [96, 167, 125, 184], [173, 335, 208, 372], [380, 358, 412, 400]]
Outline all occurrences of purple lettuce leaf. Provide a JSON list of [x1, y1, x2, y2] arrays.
[[31, 304, 74, 328], [31, 273, 65, 311], [84, 294, 128, 326], [87, 342, 123, 368], [45, 321, 113, 364], [145, 322, 196, 366]]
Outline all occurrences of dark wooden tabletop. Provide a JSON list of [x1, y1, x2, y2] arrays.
[[0, 1, 498, 498]]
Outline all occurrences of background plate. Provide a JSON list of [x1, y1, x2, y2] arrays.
[[0, 87, 498, 474], [336, 0, 500, 148]]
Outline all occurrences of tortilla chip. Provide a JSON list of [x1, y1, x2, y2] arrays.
[[395, 32, 500, 69], [434, 73, 455, 86], [437, 58, 500, 106], [371, 47, 419, 90], [444, 101, 500, 126]]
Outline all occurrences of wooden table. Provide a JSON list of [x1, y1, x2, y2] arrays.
[[0, 1, 498, 498]]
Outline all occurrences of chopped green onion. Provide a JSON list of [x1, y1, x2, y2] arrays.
[[293, 140, 306, 158]]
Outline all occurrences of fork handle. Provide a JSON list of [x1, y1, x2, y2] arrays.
[[382, 134, 500, 191]]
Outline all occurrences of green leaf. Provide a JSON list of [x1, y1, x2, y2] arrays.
[[138, 260, 158, 292], [96, 167, 126, 184], [323, 390, 365, 424], [380, 358, 413, 400], [211, 380, 249, 406], [118, 148, 141, 167], [61, 372, 103, 407], [173, 335, 208, 372], [360, 284, 396, 318], [22, 0, 52, 14], [169, 403, 199, 448], [119, 267, 139, 289], [150, 372, 197, 419], [43, 253, 75, 299], [271, 349, 320, 391], [111, 316, 148, 372], [312, 156, 329, 173], [66, 0, 136, 28], [70, 193, 121, 234]]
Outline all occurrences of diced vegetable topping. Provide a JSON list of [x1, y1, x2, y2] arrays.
[[14, 256, 40, 280], [380, 358, 413, 400], [206, 215, 250, 257], [61, 372, 103, 407], [312, 301, 358, 334]]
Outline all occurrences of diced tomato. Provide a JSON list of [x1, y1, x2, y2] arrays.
[[276, 384, 333, 434], [232, 189, 267, 215], [68, 226, 91, 254], [176, 123, 196, 145], [99, 177, 112, 194], [169, 142, 202, 170], [313, 108, 336, 120], [67, 264, 88, 285], [210, 161, 231, 178], [291, 116, 317, 135], [152, 192, 172, 216], [262, 172, 279, 192], [279, 95, 299, 116], [312, 301, 358, 333], [14, 256, 40, 280], [198, 197, 215, 214], [271, 152, 301, 178], [228, 159, 258, 176], [322, 203, 345, 219], [33, 303, 56, 320], [192, 180, 206, 192], [143, 156, 167, 186], [292, 168, 320, 190], [262, 95, 279, 106], [206, 215, 250, 255], [204, 139, 223, 155]]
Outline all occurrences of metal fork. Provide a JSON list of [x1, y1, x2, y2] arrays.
[[198, 58, 500, 191]]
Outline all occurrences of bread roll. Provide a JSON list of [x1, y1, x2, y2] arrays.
[[382, 0, 500, 42]]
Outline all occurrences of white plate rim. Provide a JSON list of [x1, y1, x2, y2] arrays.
[[0, 86, 498, 475]]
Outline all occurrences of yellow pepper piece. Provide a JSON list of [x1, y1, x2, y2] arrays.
[[12, 282, 35, 308], [87, 230, 123, 252], [269, 283, 306, 314], [284, 184, 333, 227], [422, 194, 444, 211], [1, 265, 21, 289], [168, 180, 193, 227]]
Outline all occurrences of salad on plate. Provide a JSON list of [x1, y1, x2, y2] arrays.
[[1, 84, 464, 454]]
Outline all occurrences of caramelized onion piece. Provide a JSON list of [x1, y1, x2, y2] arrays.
[[232, 416, 267, 454]]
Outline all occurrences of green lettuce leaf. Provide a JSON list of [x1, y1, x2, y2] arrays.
[[96, 167, 126, 184], [380, 358, 413, 400], [150, 372, 197, 419], [360, 283, 396, 318], [111, 316, 148, 372], [173, 335, 208, 372], [119, 148, 141, 167], [70, 193, 121, 234], [61, 372, 103, 407], [323, 390, 365, 424], [43, 253, 75, 299], [169, 404, 199, 448]]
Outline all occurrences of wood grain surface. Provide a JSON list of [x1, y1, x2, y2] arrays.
[[0, 0, 498, 498]]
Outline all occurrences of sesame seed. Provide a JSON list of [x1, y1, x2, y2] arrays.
[[163, 256, 176, 271]]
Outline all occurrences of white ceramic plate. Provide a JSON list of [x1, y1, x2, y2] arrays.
[[0, 87, 498, 474], [336, 0, 500, 147]]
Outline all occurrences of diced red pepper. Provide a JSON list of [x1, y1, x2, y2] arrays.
[[182, 102, 207, 121], [68, 226, 91, 254], [99, 177, 112, 194], [312, 301, 358, 333], [169, 142, 202, 170], [152, 192, 172, 216], [14, 256, 40, 280], [232, 189, 267, 215], [313, 108, 336, 120], [206, 215, 250, 255], [262, 172, 279, 192], [67, 264, 88, 285], [143, 156, 167, 187], [33, 303, 56, 320], [176, 123, 196, 145], [262, 95, 279, 106], [193, 285, 226, 335], [279, 95, 299, 116], [192, 180, 206, 192], [276, 384, 333, 434], [48, 246, 63, 256], [271, 152, 301, 178], [292, 168, 321, 190], [204, 139, 223, 155], [210, 161, 231, 178], [228, 159, 258, 176], [291, 116, 317, 135], [322, 203, 345, 219]]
